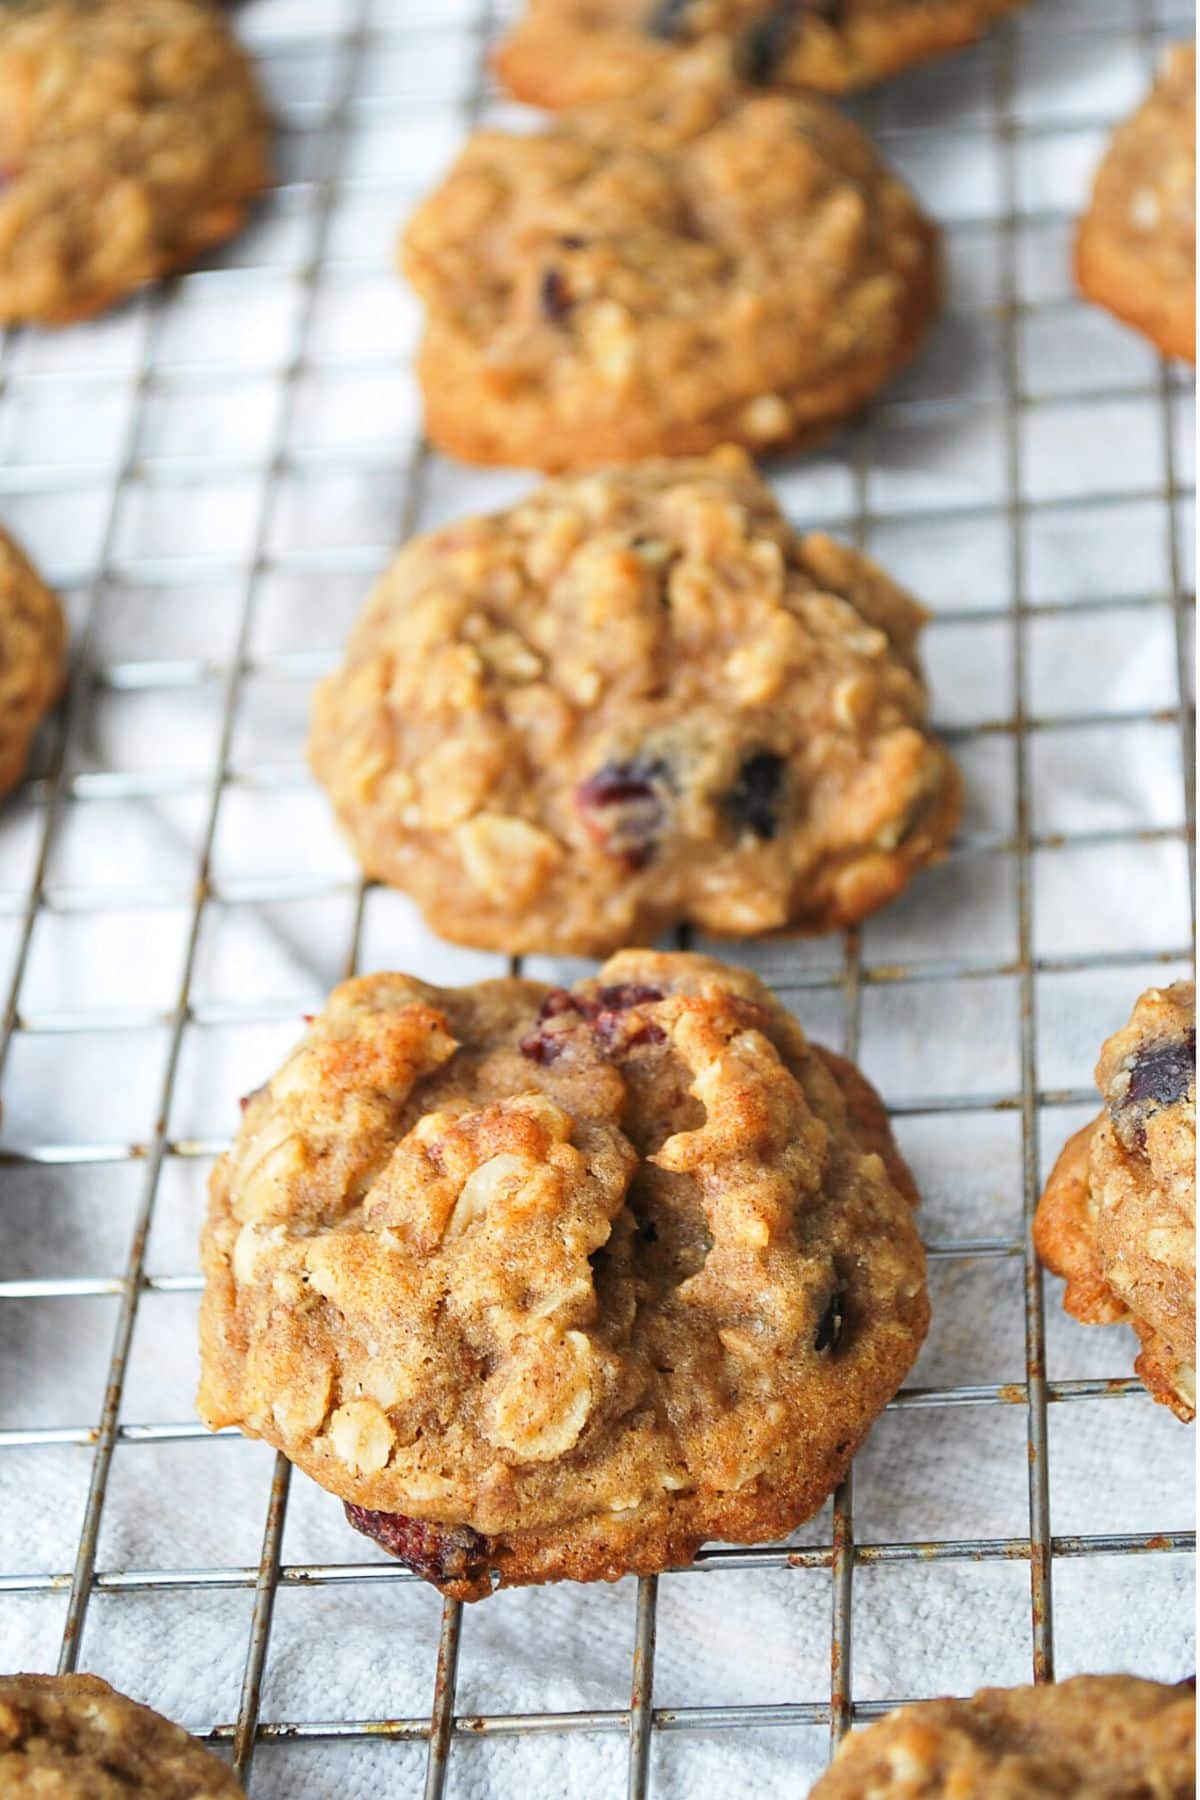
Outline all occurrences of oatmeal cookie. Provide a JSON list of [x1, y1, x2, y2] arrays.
[[1035, 981, 1195, 1421], [0, 527, 66, 800], [1075, 43, 1195, 363], [0, 1672, 244, 1795], [810, 1674, 1196, 1798], [497, 0, 1027, 107], [0, 0, 271, 326], [309, 450, 961, 956], [400, 77, 940, 468], [198, 950, 929, 1600]]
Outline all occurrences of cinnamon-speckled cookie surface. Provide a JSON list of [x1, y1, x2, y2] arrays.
[[400, 77, 940, 469], [309, 450, 961, 956], [198, 950, 929, 1600], [1035, 981, 1196, 1422], [0, 1672, 244, 1796], [496, 0, 1027, 107], [0, 527, 65, 799], [1076, 43, 1195, 363], [810, 1675, 1196, 1798], [0, 0, 271, 326]]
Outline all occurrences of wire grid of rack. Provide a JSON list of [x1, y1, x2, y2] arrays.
[[0, 0, 1195, 1793]]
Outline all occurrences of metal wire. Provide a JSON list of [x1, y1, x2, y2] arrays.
[[0, 2, 1195, 1795]]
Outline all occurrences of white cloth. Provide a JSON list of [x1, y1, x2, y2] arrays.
[[0, 0, 1194, 1792]]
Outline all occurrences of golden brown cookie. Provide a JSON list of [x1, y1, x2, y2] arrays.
[[810, 1675, 1196, 1798], [496, 0, 1028, 108], [198, 950, 929, 1600], [309, 450, 961, 956], [1035, 981, 1195, 1422], [1075, 43, 1196, 364], [0, 1672, 244, 1796], [0, 0, 271, 327], [400, 76, 940, 469], [0, 527, 66, 799]]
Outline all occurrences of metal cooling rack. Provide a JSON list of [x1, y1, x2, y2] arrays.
[[0, 0, 1195, 1793]]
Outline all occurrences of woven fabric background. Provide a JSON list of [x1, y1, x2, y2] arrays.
[[0, 0, 1194, 1794]]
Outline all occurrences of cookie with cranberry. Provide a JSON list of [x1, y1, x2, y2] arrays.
[[0, 1672, 244, 1795], [811, 1674, 1195, 1798], [1035, 981, 1195, 1421], [310, 451, 961, 956], [1076, 43, 1195, 363], [400, 77, 939, 469], [496, 0, 1027, 108], [0, 527, 65, 799], [0, 0, 270, 326], [198, 950, 929, 1600]]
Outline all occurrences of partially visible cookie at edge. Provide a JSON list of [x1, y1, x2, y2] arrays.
[[400, 75, 940, 469], [0, 526, 65, 800], [0, 0, 271, 326], [495, 0, 1029, 109], [0, 1671, 245, 1795], [308, 449, 962, 956], [1035, 980, 1196, 1421], [809, 1674, 1196, 1798], [198, 949, 929, 1600], [1075, 42, 1196, 363]]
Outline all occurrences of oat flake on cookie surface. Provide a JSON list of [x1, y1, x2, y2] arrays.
[[198, 950, 929, 1599], [496, 0, 1028, 110], [0, 0, 270, 326], [400, 68, 940, 469]]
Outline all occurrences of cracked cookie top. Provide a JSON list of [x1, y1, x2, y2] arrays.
[[0, 527, 65, 800], [0, 0, 271, 325], [1035, 981, 1196, 1422], [199, 951, 928, 1564], [0, 1673, 244, 1797], [495, 0, 1028, 108], [811, 1675, 1196, 1799], [309, 449, 961, 956], [400, 78, 939, 467], [1076, 42, 1195, 363]]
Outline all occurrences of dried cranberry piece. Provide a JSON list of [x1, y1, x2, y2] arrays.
[[1125, 1029, 1195, 1112], [814, 1290, 846, 1354], [726, 751, 785, 841], [540, 988, 583, 1021], [593, 1012, 666, 1053], [596, 982, 663, 1011], [576, 756, 672, 869], [520, 988, 585, 1062], [344, 1504, 491, 1588]]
